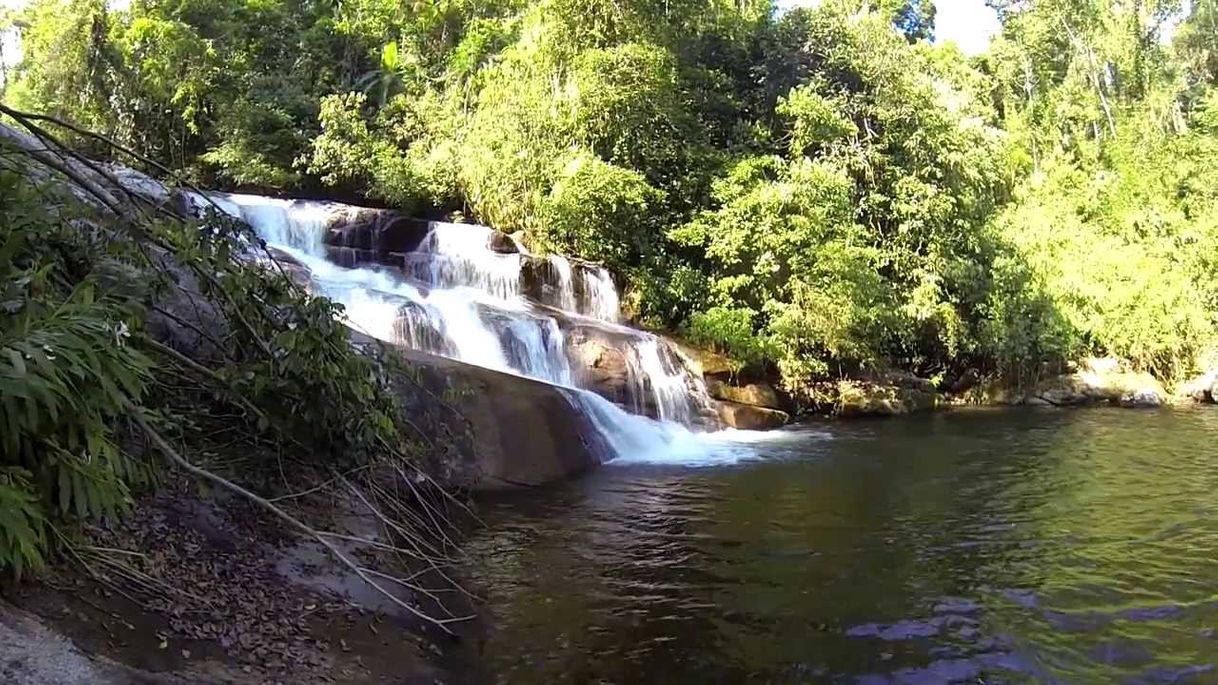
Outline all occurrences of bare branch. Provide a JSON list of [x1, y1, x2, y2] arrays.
[[133, 411, 471, 635]]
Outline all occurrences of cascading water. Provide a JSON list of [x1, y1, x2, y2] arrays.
[[405, 222, 523, 300], [548, 256, 577, 312], [624, 339, 697, 425], [192, 192, 746, 463], [581, 267, 620, 322]]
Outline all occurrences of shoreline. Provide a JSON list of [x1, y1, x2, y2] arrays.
[[1, 473, 476, 684]]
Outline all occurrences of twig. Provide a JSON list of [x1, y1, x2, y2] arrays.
[[341, 475, 459, 564], [141, 336, 271, 427], [0, 103, 305, 293], [149, 303, 235, 363], [376, 434, 483, 526], [266, 466, 370, 503], [2, 110, 279, 358]]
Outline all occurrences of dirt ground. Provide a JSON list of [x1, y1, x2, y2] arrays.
[[1, 474, 482, 684]]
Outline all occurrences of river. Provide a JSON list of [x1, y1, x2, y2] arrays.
[[465, 407, 1218, 683]]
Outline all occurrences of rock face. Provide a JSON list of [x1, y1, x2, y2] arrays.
[[674, 343, 734, 381], [561, 324, 713, 424], [567, 333, 632, 403], [323, 209, 432, 263], [0, 603, 201, 684], [715, 400, 789, 429], [708, 380, 784, 411], [263, 247, 312, 289], [836, 379, 938, 417], [1177, 369, 1217, 403], [387, 345, 603, 489], [1025, 357, 1166, 408]]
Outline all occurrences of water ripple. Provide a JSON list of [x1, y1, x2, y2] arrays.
[[466, 408, 1218, 683]]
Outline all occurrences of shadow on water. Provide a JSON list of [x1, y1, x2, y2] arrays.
[[465, 407, 1218, 683]]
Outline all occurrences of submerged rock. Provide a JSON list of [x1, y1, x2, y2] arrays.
[[715, 400, 789, 429]]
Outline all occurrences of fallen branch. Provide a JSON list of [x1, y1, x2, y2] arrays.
[[132, 411, 474, 635], [141, 336, 272, 427], [376, 434, 483, 526]]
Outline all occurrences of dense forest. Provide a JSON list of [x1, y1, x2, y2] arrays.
[[3, 0, 1217, 398]]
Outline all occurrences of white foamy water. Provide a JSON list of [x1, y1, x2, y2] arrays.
[[624, 339, 696, 424], [549, 256, 577, 312], [407, 222, 523, 300], [192, 193, 755, 464], [583, 267, 620, 322]]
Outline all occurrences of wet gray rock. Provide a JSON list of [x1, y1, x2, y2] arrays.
[[0, 604, 191, 684]]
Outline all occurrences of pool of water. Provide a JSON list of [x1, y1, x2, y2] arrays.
[[465, 407, 1218, 683]]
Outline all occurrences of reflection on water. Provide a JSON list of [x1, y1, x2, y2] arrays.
[[465, 408, 1218, 683]]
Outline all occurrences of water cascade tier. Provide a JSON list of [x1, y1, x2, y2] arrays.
[[190, 193, 729, 463]]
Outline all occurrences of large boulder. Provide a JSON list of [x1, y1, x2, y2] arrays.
[[487, 231, 519, 254], [1176, 369, 1217, 403], [323, 210, 431, 266], [520, 255, 574, 310], [567, 334, 632, 401], [708, 380, 784, 411], [387, 346, 605, 489], [715, 400, 789, 430], [519, 255, 615, 315], [1026, 357, 1166, 408], [837, 380, 938, 417], [562, 326, 714, 423], [263, 247, 312, 289], [671, 341, 735, 381]]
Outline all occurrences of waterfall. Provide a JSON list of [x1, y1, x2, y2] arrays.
[[406, 222, 523, 300], [582, 267, 620, 322], [624, 339, 696, 425], [548, 256, 577, 312], [194, 193, 727, 463]]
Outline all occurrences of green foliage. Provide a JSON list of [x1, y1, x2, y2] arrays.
[[7, 0, 354, 185], [0, 169, 153, 575], [537, 151, 663, 266], [667, 3, 1016, 388], [0, 469, 47, 578], [684, 306, 771, 375], [152, 204, 421, 467], [9, 0, 1218, 395], [0, 137, 455, 576], [983, 0, 1218, 382]]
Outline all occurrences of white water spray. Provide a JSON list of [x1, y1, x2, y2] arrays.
[[548, 256, 577, 312], [582, 267, 620, 322]]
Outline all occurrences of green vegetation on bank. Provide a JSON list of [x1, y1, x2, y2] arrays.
[[3, 0, 1217, 401]]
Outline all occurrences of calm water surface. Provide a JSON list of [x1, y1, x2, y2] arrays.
[[465, 408, 1218, 683]]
